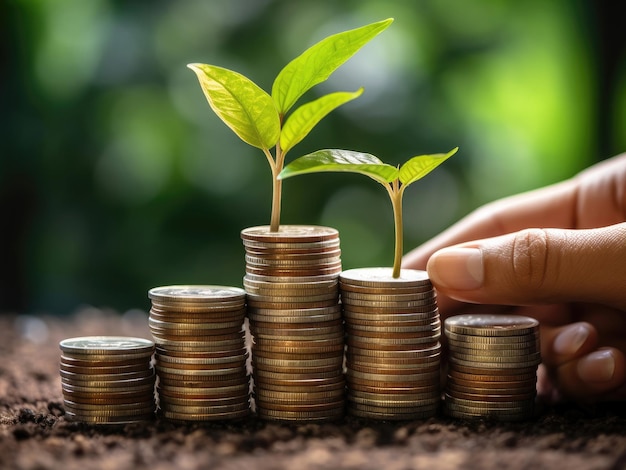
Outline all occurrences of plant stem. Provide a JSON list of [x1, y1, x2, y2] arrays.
[[391, 181, 404, 278], [269, 145, 285, 232]]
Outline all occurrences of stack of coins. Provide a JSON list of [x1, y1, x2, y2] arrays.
[[443, 314, 541, 421], [242, 225, 345, 422], [59, 336, 156, 424], [148, 285, 250, 422], [340, 268, 441, 420]]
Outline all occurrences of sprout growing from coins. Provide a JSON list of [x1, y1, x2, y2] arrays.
[[278, 147, 458, 278], [187, 18, 393, 232]]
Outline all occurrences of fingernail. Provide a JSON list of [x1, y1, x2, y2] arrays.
[[427, 247, 483, 290], [553, 323, 590, 356], [577, 350, 615, 382]]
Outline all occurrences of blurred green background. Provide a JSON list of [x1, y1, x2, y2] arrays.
[[1, 0, 624, 316]]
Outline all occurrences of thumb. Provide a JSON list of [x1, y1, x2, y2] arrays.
[[426, 222, 626, 309]]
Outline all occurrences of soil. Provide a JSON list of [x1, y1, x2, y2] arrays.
[[1, 309, 626, 470]]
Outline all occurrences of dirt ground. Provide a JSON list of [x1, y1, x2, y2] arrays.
[[1, 308, 626, 470]]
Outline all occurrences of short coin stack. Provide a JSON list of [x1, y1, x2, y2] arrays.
[[59, 336, 156, 424], [340, 268, 441, 420], [148, 285, 250, 422], [443, 314, 541, 421], [242, 225, 345, 422]]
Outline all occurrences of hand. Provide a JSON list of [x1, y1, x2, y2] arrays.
[[403, 153, 626, 403]]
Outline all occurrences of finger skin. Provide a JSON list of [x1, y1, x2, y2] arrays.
[[429, 223, 626, 310], [555, 348, 626, 402], [403, 152, 626, 271]]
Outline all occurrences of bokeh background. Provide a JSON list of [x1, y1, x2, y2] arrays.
[[2, 0, 625, 316]]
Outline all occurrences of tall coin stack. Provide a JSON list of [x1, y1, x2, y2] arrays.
[[148, 285, 251, 422], [443, 314, 541, 421], [241, 225, 345, 422], [340, 268, 441, 420], [59, 336, 156, 424]]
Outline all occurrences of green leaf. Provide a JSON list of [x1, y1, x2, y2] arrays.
[[187, 63, 280, 150], [279, 149, 398, 186], [280, 89, 363, 155], [271, 18, 393, 116], [398, 147, 459, 186]]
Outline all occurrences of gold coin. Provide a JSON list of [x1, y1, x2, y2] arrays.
[[159, 398, 249, 414], [253, 376, 344, 389], [347, 337, 439, 350], [243, 273, 339, 283], [340, 290, 435, 302], [160, 409, 250, 422], [241, 225, 339, 243], [443, 393, 535, 410], [447, 367, 538, 381], [252, 342, 344, 355], [448, 355, 541, 369], [248, 305, 341, 317], [254, 388, 345, 402], [150, 304, 246, 316], [339, 283, 433, 294], [444, 329, 540, 344], [61, 374, 155, 389], [247, 299, 340, 310], [347, 405, 437, 421], [61, 390, 155, 403], [252, 356, 343, 368], [447, 340, 540, 352], [63, 403, 156, 417], [59, 336, 155, 355], [444, 314, 539, 337], [64, 411, 155, 424], [149, 317, 243, 330], [148, 285, 245, 303], [158, 382, 249, 397], [60, 369, 154, 382], [446, 388, 536, 402], [348, 389, 439, 403], [158, 394, 249, 407], [347, 321, 440, 334], [256, 407, 344, 422], [347, 343, 440, 358], [254, 368, 342, 381], [339, 268, 431, 288], [249, 313, 342, 325], [59, 362, 149, 375], [346, 368, 440, 383], [347, 328, 440, 340], [157, 376, 249, 388], [348, 397, 441, 415], [343, 303, 439, 315], [345, 314, 439, 326], [152, 338, 245, 350], [446, 376, 536, 391], [254, 398, 345, 412]]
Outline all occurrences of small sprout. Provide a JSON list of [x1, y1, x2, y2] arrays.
[[279, 147, 458, 277], [187, 18, 393, 232]]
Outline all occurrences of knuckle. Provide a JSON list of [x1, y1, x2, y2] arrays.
[[510, 228, 552, 290]]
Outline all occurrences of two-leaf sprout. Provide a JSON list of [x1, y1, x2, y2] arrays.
[[188, 18, 393, 232], [279, 147, 458, 278]]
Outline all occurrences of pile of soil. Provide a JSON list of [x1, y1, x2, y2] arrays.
[[1, 309, 626, 470]]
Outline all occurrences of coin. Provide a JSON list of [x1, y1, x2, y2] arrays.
[[444, 314, 539, 337], [340, 267, 432, 288], [443, 314, 540, 421], [59, 335, 156, 425]]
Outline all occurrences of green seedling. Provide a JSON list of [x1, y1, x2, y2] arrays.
[[279, 147, 458, 278], [187, 18, 393, 232]]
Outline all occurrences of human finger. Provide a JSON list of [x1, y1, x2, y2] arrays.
[[426, 223, 626, 311], [404, 152, 626, 271], [553, 347, 626, 401]]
